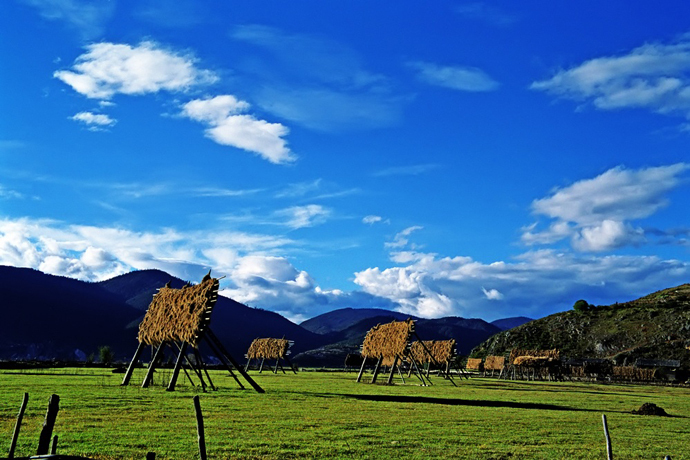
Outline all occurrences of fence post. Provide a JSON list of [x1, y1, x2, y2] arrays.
[[8, 392, 29, 458], [37, 394, 60, 455], [602, 414, 613, 460], [193, 396, 207, 460]]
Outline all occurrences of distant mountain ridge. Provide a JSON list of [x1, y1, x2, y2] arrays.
[[0, 266, 326, 361], [0, 265, 541, 367], [300, 307, 418, 334], [490, 316, 533, 330]]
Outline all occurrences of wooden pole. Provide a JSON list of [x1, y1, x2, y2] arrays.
[[36, 394, 60, 455], [146, 452, 156, 460], [602, 414, 613, 460], [193, 396, 207, 460], [356, 357, 368, 382], [50, 435, 58, 455], [284, 356, 298, 374], [202, 335, 245, 390], [122, 341, 145, 386], [194, 349, 216, 391], [142, 344, 166, 388], [370, 356, 383, 384], [397, 363, 406, 384], [8, 392, 29, 458], [259, 358, 265, 373], [205, 329, 265, 393], [167, 342, 189, 391], [387, 356, 399, 384]]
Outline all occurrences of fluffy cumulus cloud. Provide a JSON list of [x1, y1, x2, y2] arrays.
[[354, 248, 690, 320], [70, 111, 116, 129], [54, 41, 217, 100], [532, 37, 690, 119], [408, 61, 500, 92], [181, 95, 294, 164], [523, 163, 689, 251]]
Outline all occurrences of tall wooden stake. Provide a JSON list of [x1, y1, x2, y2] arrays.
[[387, 356, 399, 384], [206, 329, 265, 393], [193, 396, 207, 460], [36, 394, 60, 455], [371, 356, 383, 384], [142, 344, 166, 388], [602, 414, 613, 460], [356, 357, 368, 382], [167, 342, 189, 391], [121, 342, 145, 386], [8, 392, 29, 459]]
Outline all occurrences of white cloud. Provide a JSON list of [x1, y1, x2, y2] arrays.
[[54, 41, 217, 100], [70, 111, 116, 129], [482, 287, 504, 300], [408, 61, 499, 92], [363, 215, 383, 225], [181, 95, 294, 164], [275, 205, 331, 229], [354, 248, 690, 319], [523, 164, 689, 251], [532, 38, 690, 118], [24, 0, 115, 39], [385, 226, 424, 249]]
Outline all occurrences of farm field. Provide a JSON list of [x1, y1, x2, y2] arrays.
[[0, 368, 688, 459]]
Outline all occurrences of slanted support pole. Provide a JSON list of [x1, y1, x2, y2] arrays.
[[167, 342, 189, 391], [371, 356, 383, 384], [356, 357, 368, 382], [142, 343, 166, 388], [387, 356, 399, 384], [284, 356, 298, 374], [122, 341, 145, 386], [8, 392, 29, 459], [206, 329, 264, 393]]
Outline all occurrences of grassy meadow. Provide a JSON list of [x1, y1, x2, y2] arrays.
[[0, 367, 688, 459]]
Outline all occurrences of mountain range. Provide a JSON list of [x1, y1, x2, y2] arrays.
[[0, 265, 529, 366]]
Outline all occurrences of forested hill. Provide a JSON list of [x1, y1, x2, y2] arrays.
[[471, 284, 690, 367]]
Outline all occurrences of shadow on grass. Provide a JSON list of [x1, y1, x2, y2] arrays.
[[314, 392, 607, 412]]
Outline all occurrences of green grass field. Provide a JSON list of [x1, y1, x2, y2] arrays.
[[0, 368, 688, 459]]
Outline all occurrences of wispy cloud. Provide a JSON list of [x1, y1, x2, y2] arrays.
[[70, 111, 116, 130], [373, 164, 440, 177], [455, 3, 518, 27], [23, 0, 115, 39], [522, 163, 689, 251], [54, 41, 218, 100], [231, 25, 406, 131], [532, 37, 690, 121], [408, 61, 499, 92], [181, 95, 294, 164], [275, 205, 332, 229]]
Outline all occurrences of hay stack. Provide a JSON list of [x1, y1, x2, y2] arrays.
[[466, 358, 483, 371], [409, 340, 456, 364], [361, 319, 415, 360], [510, 348, 560, 365], [246, 338, 291, 360], [613, 366, 656, 381], [137, 277, 219, 347], [484, 355, 505, 371]]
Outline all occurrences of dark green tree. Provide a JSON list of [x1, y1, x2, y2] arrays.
[[98, 345, 114, 366], [573, 299, 590, 312]]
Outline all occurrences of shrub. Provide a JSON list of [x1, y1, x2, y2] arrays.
[[98, 345, 114, 365], [573, 299, 590, 312]]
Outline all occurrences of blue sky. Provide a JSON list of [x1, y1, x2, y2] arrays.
[[1, 1, 689, 322]]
